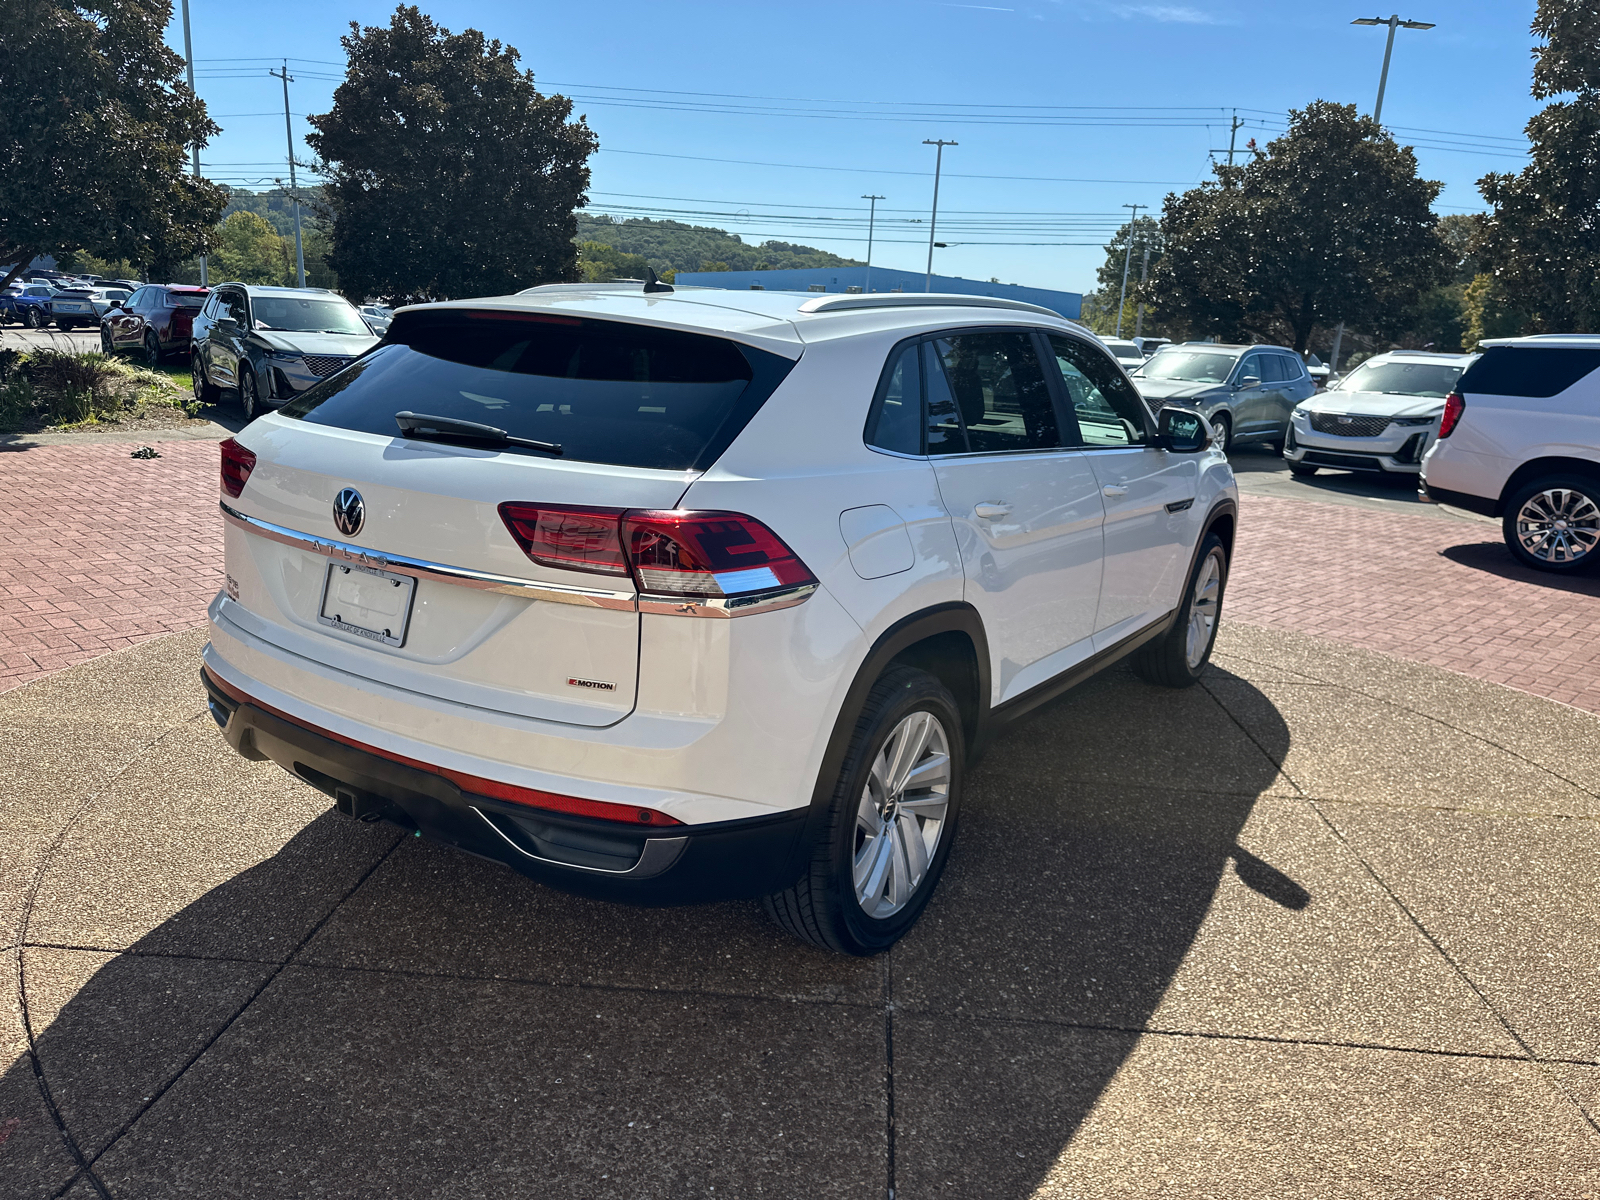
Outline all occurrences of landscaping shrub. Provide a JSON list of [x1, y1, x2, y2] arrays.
[[0, 350, 196, 432]]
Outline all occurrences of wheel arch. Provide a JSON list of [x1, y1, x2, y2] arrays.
[[1497, 456, 1600, 516]]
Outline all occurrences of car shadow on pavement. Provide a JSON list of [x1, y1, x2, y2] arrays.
[[1439, 540, 1600, 594], [7, 661, 1296, 1196]]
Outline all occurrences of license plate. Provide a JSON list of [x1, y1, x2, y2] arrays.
[[58, 303, 89, 312], [318, 562, 415, 647]]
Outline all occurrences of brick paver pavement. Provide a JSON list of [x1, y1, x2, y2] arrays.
[[0, 440, 222, 691], [1, 441, 1597, 712]]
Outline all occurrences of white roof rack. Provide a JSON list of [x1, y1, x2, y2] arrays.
[[796, 292, 1063, 320]]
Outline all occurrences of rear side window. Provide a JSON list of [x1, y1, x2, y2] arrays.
[[1457, 346, 1600, 398], [278, 312, 797, 472], [866, 342, 922, 455]]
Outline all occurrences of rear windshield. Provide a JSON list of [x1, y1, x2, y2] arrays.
[[1456, 346, 1600, 398], [168, 292, 207, 309], [277, 312, 797, 471]]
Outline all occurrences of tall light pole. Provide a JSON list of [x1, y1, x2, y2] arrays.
[[1134, 236, 1152, 339], [1351, 14, 1435, 125], [861, 194, 885, 294], [922, 140, 956, 292], [180, 0, 206, 285], [1115, 203, 1142, 338], [269, 60, 307, 288]]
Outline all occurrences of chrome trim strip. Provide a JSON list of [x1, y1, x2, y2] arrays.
[[219, 501, 636, 610], [471, 808, 689, 877], [221, 501, 816, 618]]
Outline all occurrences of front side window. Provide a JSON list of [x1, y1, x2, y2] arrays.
[[925, 331, 1060, 454], [1049, 334, 1149, 447], [222, 291, 248, 324], [1235, 353, 1265, 385]]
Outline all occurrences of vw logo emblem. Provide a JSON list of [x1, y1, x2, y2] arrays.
[[332, 487, 365, 537]]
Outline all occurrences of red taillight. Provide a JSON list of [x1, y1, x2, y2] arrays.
[[498, 504, 815, 599], [1439, 392, 1465, 438], [220, 437, 256, 497], [623, 510, 815, 598]]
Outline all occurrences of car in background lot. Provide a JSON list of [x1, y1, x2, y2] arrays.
[[191, 283, 381, 418], [1303, 353, 1332, 387], [1101, 337, 1145, 371], [1285, 351, 1472, 478], [48, 285, 100, 330], [101, 284, 210, 362], [2, 282, 58, 327], [1421, 334, 1600, 574], [359, 305, 393, 335], [88, 287, 133, 320], [199, 287, 1236, 955], [1131, 342, 1315, 452]]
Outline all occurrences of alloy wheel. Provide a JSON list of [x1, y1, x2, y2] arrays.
[[1185, 547, 1225, 668], [192, 357, 207, 403], [1515, 488, 1600, 566], [852, 710, 951, 919], [239, 370, 258, 420]]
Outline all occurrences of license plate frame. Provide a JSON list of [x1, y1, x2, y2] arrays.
[[317, 561, 416, 647]]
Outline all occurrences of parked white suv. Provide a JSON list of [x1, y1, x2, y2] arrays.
[[1285, 350, 1473, 477], [1421, 334, 1600, 572], [199, 285, 1239, 954]]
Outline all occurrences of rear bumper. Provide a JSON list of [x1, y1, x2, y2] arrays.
[[1417, 480, 1499, 518], [200, 666, 811, 904]]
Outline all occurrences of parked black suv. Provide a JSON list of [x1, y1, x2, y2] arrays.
[[190, 284, 380, 418]]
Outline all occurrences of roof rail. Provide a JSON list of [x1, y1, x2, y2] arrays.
[[796, 292, 1063, 320]]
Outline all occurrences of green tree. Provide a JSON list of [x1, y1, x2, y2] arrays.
[[0, 0, 225, 288], [1462, 273, 1534, 349], [1477, 0, 1600, 332], [212, 212, 292, 285], [306, 5, 596, 304], [1149, 101, 1447, 353], [577, 241, 653, 282], [1095, 216, 1164, 296]]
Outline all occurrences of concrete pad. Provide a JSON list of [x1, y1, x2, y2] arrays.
[[20, 947, 272, 1159], [0, 950, 83, 1198], [92, 965, 887, 1198], [893, 1019, 1600, 1198], [26, 716, 400, 957], [1205, 673, 1597, 817], [0, 628, 209, 729], [1217, 622, 1600, 797], [983, 662, 1296, 797], [298, 838, 884, 1006], [894, 783, 1518, 1056], [1327, 803, 1600, 1063]]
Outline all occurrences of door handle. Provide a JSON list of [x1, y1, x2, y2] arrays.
[[973, 503, 1011, 520], [1101, 485, 1129, 498]]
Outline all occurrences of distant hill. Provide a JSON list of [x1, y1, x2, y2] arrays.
[[222, 186, 325, 237], [576, 214, 862, 276]]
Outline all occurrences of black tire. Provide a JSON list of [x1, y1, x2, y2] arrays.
[[192, 353, 220, 404], [1209, 412, 1232, 454], [238, 365, 260, 420], [1132, 532, 1228, 688], [100, 326, 115, 356], [55, 319, 74, 332], [764, 666, 964, 955], [1288, 461, 1318, 478], [24, 308, 42, 328], [1502, 474, 1600, 574]]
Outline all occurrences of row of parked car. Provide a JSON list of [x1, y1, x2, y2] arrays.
[[1, 278, 138, 329]]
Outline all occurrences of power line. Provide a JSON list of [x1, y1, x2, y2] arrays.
[[597, 147, 1192, 186]]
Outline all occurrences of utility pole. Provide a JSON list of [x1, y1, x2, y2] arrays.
[[922, 140, 957, 293], [270, 60, 307, 288], [180, 0, 206, 285], [1226, 109, 1243, 166], [1351, 14, 1436, 125], [1134, 236, 1152, 339], [1115, 203, 1142, 338], [861, 195, 885, 294]]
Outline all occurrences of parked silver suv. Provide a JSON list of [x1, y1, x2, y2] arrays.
[[1132, 342, 1317, 452]]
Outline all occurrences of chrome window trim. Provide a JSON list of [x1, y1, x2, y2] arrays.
[[220, 501, 813, 618]]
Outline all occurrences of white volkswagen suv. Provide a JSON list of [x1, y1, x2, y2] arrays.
[[1422, 334, 1600, 573], [200, 285, 1238, 954]]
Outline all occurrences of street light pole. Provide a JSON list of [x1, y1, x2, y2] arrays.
[[922, 140, 956, 293], [1351, 14, 1436, 125], [861, 194, 885, 294], [1134, 237, 1152, 339], [1116, 203, 1142, 339], [269, 60, 307, 288], [180, 0, 206, 286]]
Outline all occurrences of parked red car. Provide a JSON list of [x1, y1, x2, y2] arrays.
[[101, 284, 210, 363]]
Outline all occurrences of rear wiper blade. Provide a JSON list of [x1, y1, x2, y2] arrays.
[[393, 411, 563, 455]]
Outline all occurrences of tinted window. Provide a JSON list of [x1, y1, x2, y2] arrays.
[[279, 313, 796, 472], [221, 291, 248, 323], [1456, 346, 1600, 398], [1258, 354, 1290, 383], [866, 342, 922, 455], [168, 291, 206, 310], [1048, 334, 1148, 447], [923, 342, 967, 455], [928, 332, 1060, 454], [1279, 354, 1306, 380], [124, 288, 148, 309]]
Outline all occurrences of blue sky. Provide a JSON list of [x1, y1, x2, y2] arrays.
[[171, 0, 1542, 294]]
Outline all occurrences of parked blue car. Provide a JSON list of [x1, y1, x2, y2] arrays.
[[0, 283, 59, 328]]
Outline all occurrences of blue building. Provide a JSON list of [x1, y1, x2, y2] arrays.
[[670, 265, 1082, 320]]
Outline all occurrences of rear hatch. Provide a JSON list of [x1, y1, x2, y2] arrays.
[[165, 291, 208, 341], [218, 302, 799, 727]]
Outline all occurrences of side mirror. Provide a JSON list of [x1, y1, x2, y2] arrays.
[[1235, 374, 1260, 389], [1156, 405, 1209, 453], [109, 300, 123, 309]]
